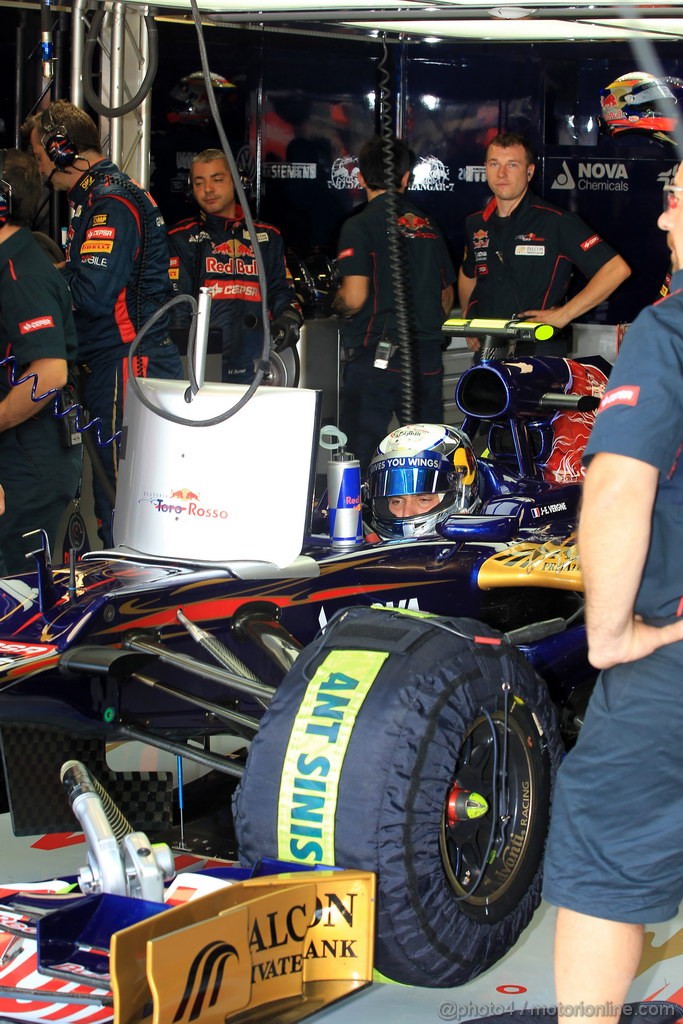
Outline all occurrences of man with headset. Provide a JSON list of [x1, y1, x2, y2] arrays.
[[0, 149, 81, 572], [23, 100, 182, 548], [458, 132, 631, 358]]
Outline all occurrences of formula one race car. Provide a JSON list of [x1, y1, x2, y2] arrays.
[[0, 334, 609, 992]]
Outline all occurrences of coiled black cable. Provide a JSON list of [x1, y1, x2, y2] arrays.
[[377, 36, 415, 423]]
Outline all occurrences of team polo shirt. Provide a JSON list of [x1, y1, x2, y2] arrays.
[[336, 192, 455, 371], [0, 227, 76, 403], [584, 270, 683, 620], [461, 189, 618, 319]]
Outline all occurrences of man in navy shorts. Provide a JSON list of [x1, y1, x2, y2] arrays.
[[542, 164, 683, 1019]]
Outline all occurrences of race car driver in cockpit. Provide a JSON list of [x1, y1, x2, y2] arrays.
[[367, 422, 481, 540]]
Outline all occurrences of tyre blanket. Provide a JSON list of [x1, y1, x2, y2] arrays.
[[235, 606, 563, 987]]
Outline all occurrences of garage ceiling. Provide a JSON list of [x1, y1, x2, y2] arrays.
[[131, 1, 683, 43]]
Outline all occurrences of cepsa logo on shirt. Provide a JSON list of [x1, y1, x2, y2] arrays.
[[598, 385, 640, 413], [169, 256, 180, 281], [19, 316, 54, 335], [580, 234, 601, 251], [85, 226, 116, 240]]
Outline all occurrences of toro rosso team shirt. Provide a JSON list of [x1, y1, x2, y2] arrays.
[[167, 207, 300, 371], [584, 270, 683, 621], [336, 192, 455, 373], [0, 227, 77, 404], [62, 161, 173, 363], [461, 189, 618, 320]]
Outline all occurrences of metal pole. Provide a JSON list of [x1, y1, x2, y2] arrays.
[[109, 2, 125, 166], [71, 0, 86, 108], [138, 14, 152, 189]]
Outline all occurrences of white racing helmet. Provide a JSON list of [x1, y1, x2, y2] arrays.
[[600, 71, 683, 145], [368, 423, 480, 540]]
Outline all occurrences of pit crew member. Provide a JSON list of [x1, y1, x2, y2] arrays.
[[168, 148, 302, 383], [367, 422, 480, 540], [333, 136, 456, 472], [458, 132, 630, 357], [542, 167, 683, 1021], [24, 100, 182, 548], [0, 149, 81, 572]]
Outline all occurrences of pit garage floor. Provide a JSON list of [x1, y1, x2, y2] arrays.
[[1, 814, 682, 1024]]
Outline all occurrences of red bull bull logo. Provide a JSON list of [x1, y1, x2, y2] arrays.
[[212, 238, 253, 257], [170, 488, 200, 500]]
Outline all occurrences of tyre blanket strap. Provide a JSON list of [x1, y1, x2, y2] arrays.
[[276, 649, 388, 864]]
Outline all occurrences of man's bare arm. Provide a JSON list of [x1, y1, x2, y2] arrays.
[[457, 267, 476, 315], [0, 358, 68, 432], [578, 451, 683, 669], [332, 275, 369, 317], [523, 254, 631, 330], [441, 284, 454, 318]]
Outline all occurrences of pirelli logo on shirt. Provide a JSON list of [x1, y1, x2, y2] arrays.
[[580, 234, 601, 251], [80, 240, 114, 255], [19, 315, 55, 334], [85, 226, 116, 240], [598, 385, 640, 413]]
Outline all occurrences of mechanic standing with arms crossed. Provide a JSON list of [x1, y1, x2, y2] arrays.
[[542, 165, 683, 1019], [24, 100, 183, 548], [0, 149, 81, 573], [333, 136, 456, 472], [459, 132, 630, 357], [168, 148, 302, 383]]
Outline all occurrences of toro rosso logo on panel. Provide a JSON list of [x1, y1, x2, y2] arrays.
[[143, 489, 229, 519]]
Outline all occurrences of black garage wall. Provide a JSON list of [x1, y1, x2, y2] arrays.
[[148, 23, 683, 325], [2, 10, 681, 325]]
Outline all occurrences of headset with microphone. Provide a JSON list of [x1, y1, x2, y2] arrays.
[[0, 150, 11, 229], [40, 107, 79, 170]]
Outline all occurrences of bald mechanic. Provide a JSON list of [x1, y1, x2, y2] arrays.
[[168, 149, 302, 383], [458, 132, 630, 357]]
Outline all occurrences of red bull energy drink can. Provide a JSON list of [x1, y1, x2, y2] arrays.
[[327, 450, 363, 549]]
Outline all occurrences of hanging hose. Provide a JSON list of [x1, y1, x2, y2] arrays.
[[377, 37, 415, 424], [82, 7, 159, 118]]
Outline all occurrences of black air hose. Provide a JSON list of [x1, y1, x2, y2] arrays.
[[377, 39, 415, 423], [82, 8, 159, 118]]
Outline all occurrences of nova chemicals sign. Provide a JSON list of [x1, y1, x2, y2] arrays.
[[551, 160, 629, 192]]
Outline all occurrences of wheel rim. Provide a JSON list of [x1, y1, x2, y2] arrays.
[[439, 707, 538, 920]]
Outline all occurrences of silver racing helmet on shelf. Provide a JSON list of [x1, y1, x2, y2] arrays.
[[368, 423, 480, 540]]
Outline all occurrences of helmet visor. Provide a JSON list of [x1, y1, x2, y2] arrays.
[[369, 458, 451, 499]]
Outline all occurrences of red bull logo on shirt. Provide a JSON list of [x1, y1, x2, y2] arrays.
[[212, 238, 253, 258]]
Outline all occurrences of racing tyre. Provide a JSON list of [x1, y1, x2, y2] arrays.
[[234, 606, 563, 988]]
